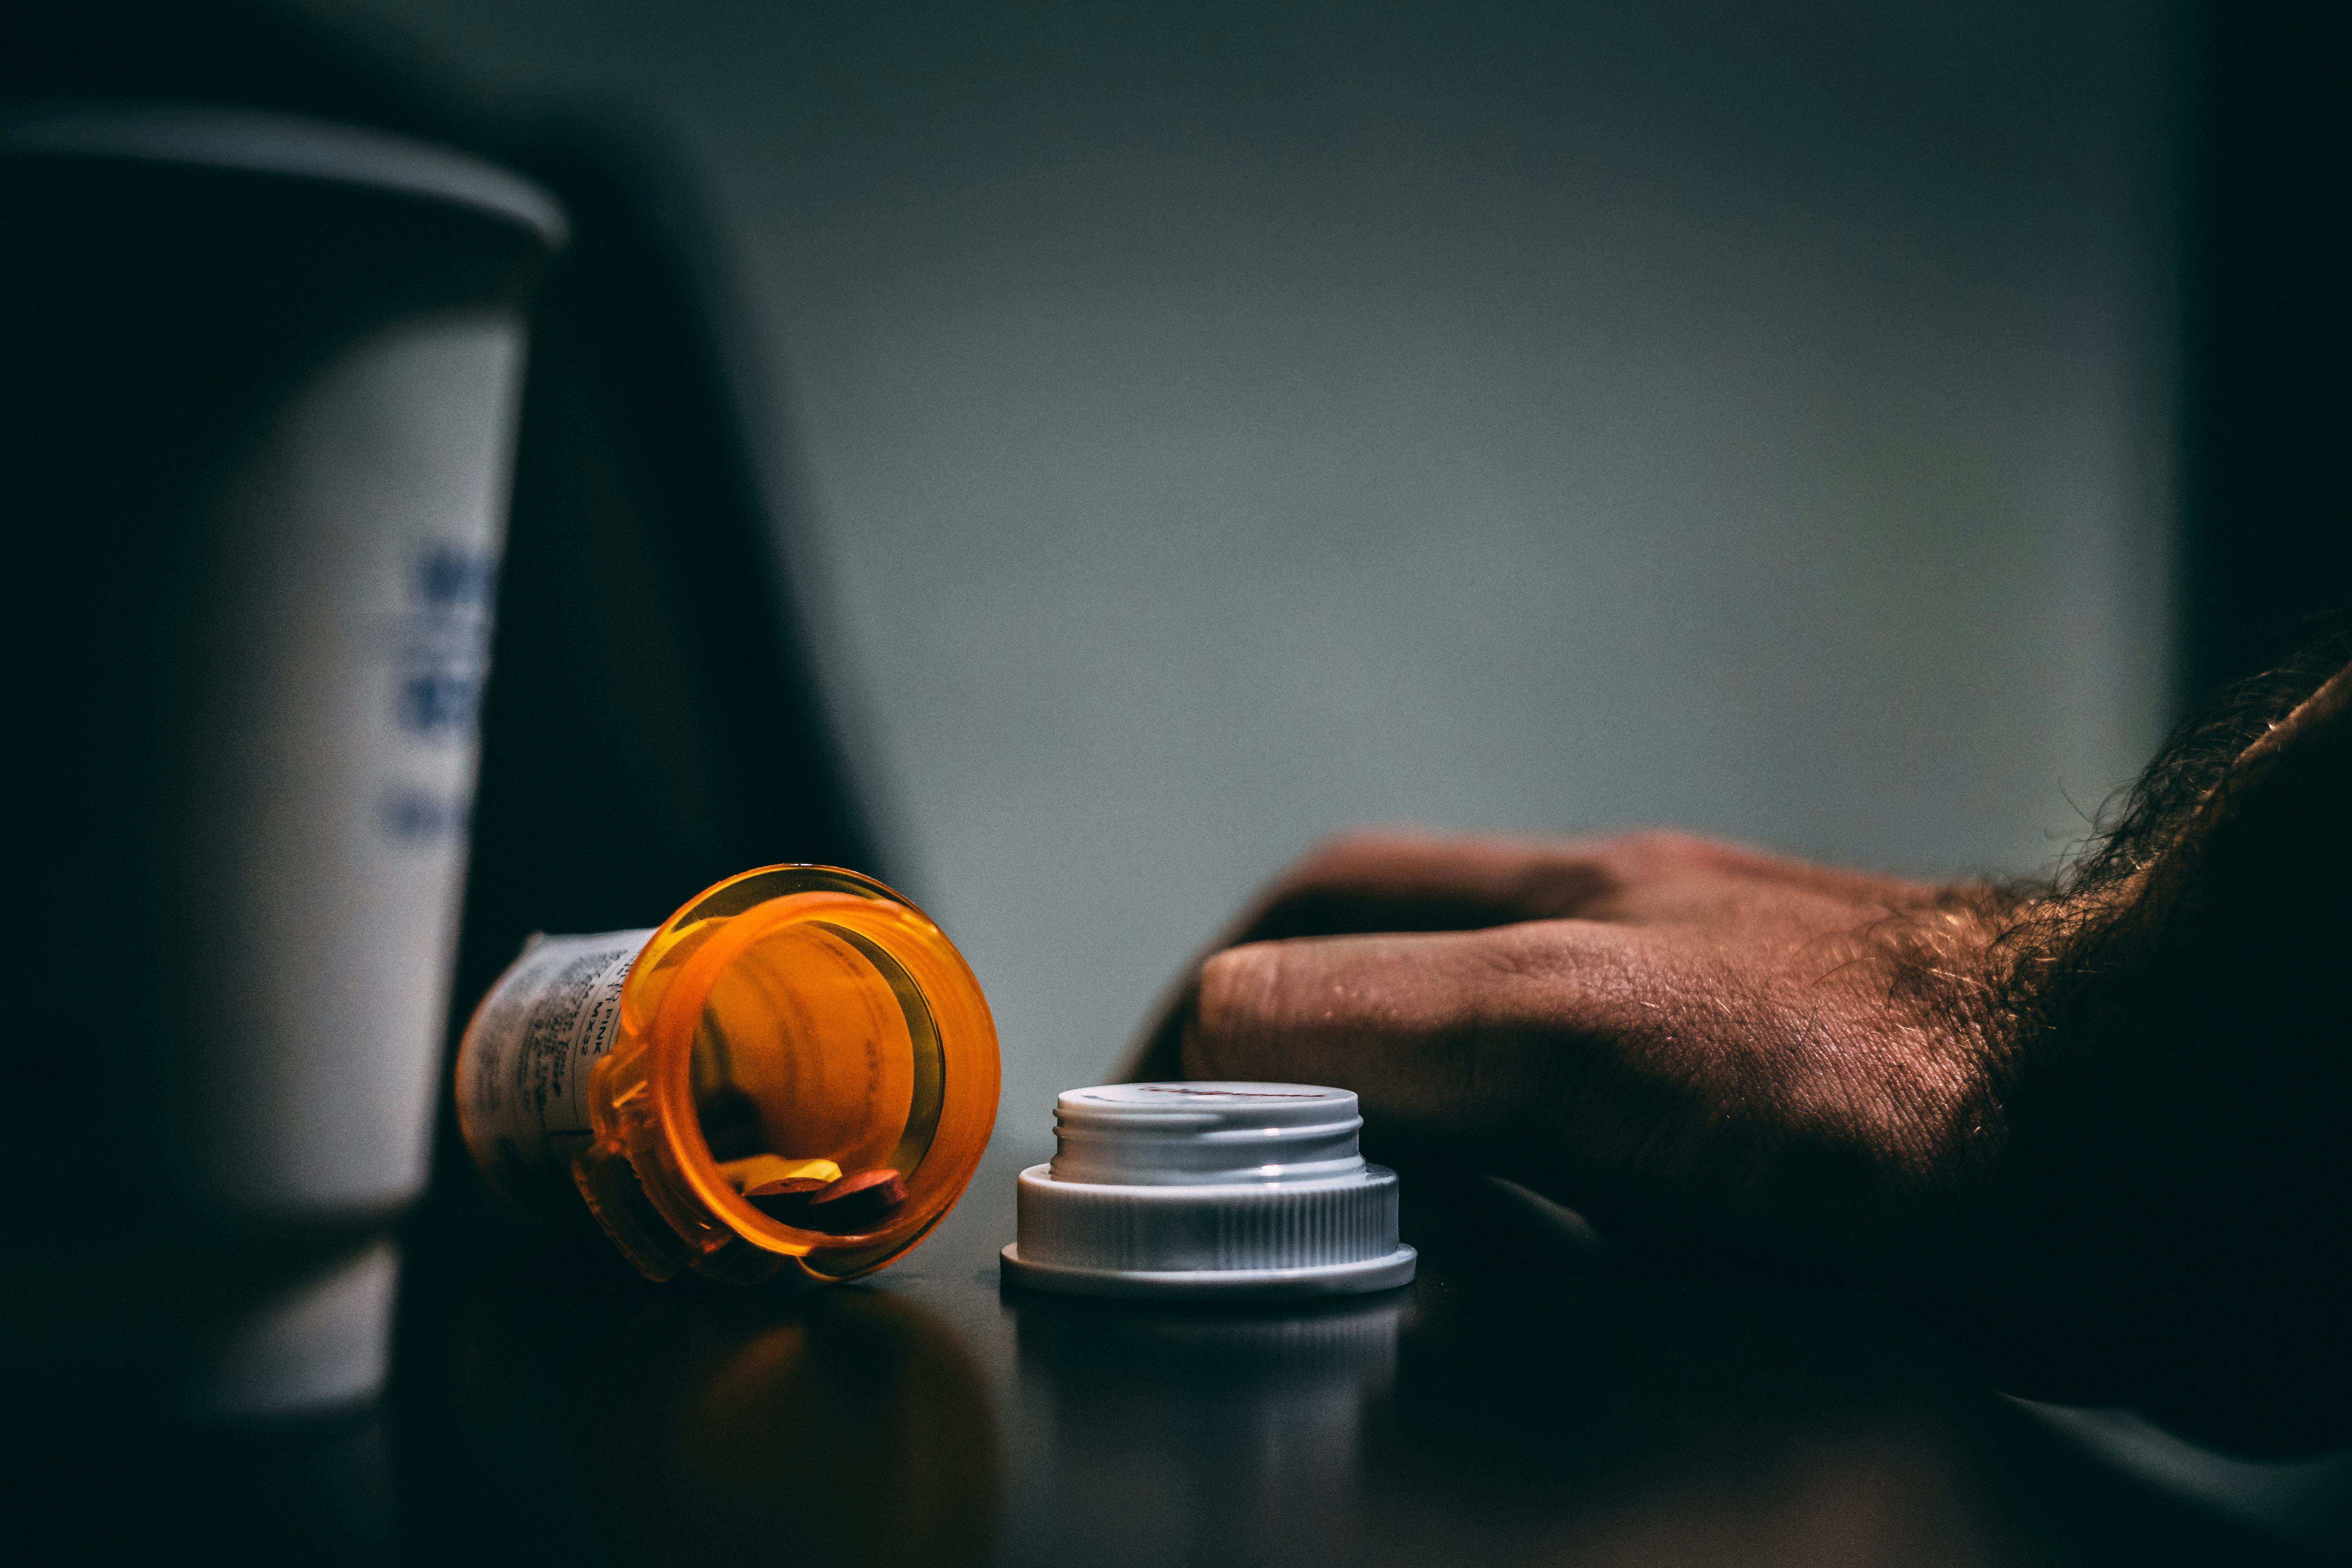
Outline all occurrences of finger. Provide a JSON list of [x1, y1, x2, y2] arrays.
[[1115, 830, 1580, 1082], [1179, 922, 1669, 1152], [1115, 830, 1601, 1082], [1229, 829, 1623, 944]]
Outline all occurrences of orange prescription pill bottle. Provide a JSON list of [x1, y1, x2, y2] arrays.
[[455, 865, 999, 1287]]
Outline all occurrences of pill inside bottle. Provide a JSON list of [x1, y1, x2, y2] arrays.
[[456, 865, 999, 1287]]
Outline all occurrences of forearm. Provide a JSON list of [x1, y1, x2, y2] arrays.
[[1986, 657, 2352, 1450]]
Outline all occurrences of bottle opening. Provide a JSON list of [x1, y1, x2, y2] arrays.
[[613, 866, 999, 1283], [689, 919, 947, 1233]]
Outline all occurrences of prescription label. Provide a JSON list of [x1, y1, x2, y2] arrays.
[[457, 929, 654, 1212]]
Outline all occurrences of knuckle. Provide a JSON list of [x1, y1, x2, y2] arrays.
[[1606, 828, 1712, 866], [1294, 827, 1423, 880], [1572, 829, 1750, 897]]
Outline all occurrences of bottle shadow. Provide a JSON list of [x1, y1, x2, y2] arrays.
[[392, 1229, 997, 1568]]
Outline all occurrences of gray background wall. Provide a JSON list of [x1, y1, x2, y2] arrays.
[[307, 0, 2185, 1138]]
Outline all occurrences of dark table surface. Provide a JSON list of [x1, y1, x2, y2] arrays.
[[40, 1140, 2352, 1566]]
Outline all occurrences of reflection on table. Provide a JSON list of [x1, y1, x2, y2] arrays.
[[24, 1143, 2352, 1566]]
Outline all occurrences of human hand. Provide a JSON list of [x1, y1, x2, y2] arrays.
[[1127, 827, 2011, 1279], [1124, 665, 2352, 1451]]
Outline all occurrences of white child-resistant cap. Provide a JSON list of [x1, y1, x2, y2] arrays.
[[999, 1082, 1417, 1298]]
